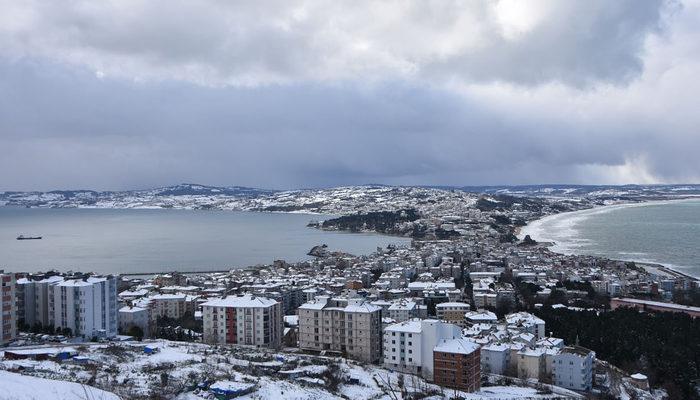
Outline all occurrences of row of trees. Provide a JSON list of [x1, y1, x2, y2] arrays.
[[535, 306, 700, 399]]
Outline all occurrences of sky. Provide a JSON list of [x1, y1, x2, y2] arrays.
[[1, 0, 699, 191]]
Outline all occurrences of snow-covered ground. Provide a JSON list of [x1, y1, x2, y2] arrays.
[[0, 370, 119, 400], [0, 340, 581, 399]]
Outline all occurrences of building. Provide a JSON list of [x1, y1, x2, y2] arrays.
[[150, 294, 188, 320], [480, 343, 510, 375], [552, 346, 595, 392], [383, 319, 462, 380], [610, 297, 700, 318], [505, 312, 546, 340], [433, 338, 481, 392], [202, 295, 282, 348], [387, 300, 425, 322], [436, 302, 470, 327], [1, 272, 17, 345], [50, 276, 118, 339], [16, 275, 64, 329], [517, 347, 545, 380], [298, 296, 382, 363], [118, 306, 150, 338]]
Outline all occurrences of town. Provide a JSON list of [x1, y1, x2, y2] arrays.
[[1, 185, 699, 399]]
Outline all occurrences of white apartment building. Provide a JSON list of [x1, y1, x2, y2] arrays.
[[298, 296, 383, 363], [50, 276, 118, 339], [202, 295, 282, 348], [388, 300, 426, 322], [1, 272, 17, 345], [552, 346, 595, 392], [505, 312, 546, 340], [480, 343, 510, 375], [118, 306, 150, 337], [383, 319, 462, 380]]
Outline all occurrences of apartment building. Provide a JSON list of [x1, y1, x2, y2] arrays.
[[387, 299, 426, 322], [150, 293, 188, 320], [50, 276, 118, 339], [552, 346, 595, 392], [298, 296, 382, 363], [1, 272, 17, 345], [16, 275, 63, 328], [118, 305, 150, 337], [436, 302, 470, 327], [202, 295, 282, 348], [433, 338, 481, 392], [480, 343, 510, 375], [383, 319, 462, 380], [505, 312, 546, 340]]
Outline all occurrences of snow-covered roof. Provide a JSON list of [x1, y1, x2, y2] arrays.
[[203, 294, 278, 308], [385, 319, 423, 334], [434, 338, 479, 355], [119, 306, 147, 313]]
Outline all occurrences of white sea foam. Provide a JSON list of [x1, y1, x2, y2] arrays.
[[520, 199, 700, 278]]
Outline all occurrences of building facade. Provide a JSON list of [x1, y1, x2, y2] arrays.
[[49, 276, 118, 339], [552, 346, 595, 392], [202, 295, 282, 348], [383, 319, 462, 380], [298, 296, 382, 363], [436, 302, 470, 327], [433, 338, 481, 392], [1, 272, 17, 345]]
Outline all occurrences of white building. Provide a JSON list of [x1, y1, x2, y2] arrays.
[[552, 346, 595, 392], [383, 319, 462, 380], [118, 306, 150, 338], [505, 312, 546, 340], [50, 276, 118, 339], [1, 272, 17, 345], [480, 343, 510, 375], [388, 300, 426, 322], [202, 295, 282, 348]]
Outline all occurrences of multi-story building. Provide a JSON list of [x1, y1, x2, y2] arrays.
[[202, 295, 282, 348], [16, 275, 63, 329], [50, 276, 118, 339], [383, 319, 462, 380], [517, 347, 545, 380], [480, 343, 510, 375], [298, 296, 382, 363], [150, 293, 188, 320], [433, 338, 481, 392], [118, 305, 150, 338], [387, 300, 426, 322], [552, 346, 595, 392], [436, 302, 470, 327], [505, 312, 546, 340], [1, 272, 17, 345]]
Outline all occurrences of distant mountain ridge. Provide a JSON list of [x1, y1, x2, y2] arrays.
[[1, 182, 698, 212]]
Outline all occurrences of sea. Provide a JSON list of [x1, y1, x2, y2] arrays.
[[0, 207, 411, 274], [520, 198, 700, 278]]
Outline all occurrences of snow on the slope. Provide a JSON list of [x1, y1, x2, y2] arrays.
[[0, 370, 120, 400]]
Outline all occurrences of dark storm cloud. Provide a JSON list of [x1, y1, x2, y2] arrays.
[[0, 0, 698, 190]]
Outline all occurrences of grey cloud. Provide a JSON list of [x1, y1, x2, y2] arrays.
[[0, 0, 671, 87]]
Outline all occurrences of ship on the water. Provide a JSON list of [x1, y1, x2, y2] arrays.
[[17, 235, 42, 240]]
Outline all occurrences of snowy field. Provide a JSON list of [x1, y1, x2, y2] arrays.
[[0, 340, 581, 399]]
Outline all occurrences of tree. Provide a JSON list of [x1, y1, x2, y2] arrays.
[[127, 325, 145, 341]]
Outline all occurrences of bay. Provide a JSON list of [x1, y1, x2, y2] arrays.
[[521, 199, 700, 278], [0, 207, 410, 274]]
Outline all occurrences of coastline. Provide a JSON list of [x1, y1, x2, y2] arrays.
[[519, 198, 700, 281]]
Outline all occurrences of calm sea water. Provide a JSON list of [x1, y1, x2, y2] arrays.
[[0, 208, 410, 274], [521, 199, 700, 278]]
